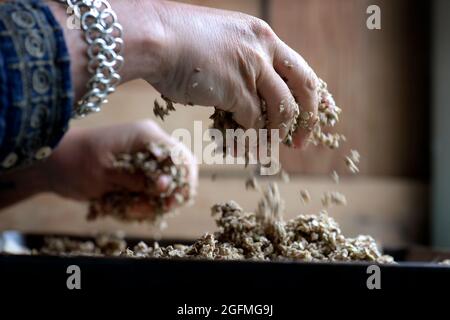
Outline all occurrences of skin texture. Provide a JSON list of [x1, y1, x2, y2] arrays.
[[48, 0, 320, 144], [0, 0, 319, 214], [149, 1, 320, 145]]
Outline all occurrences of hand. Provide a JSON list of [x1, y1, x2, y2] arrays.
[[48, 0, 319, 147], [146, 1, 320, 147], [42, 120, 198, 210]]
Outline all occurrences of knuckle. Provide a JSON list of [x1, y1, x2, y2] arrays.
[[136, 119, 161, 134], [235, 105, 259, 129], [303, 67, 319, 93], [138, 119, 158, 129], [249, 17, 275, 41]]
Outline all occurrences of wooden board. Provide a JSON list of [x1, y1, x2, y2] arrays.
[[271, 0, 430, 177]]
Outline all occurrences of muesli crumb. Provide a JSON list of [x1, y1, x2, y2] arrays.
[[88, 143, 191, 225]]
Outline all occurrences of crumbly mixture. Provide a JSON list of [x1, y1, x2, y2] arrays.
[[299, 190, 311, 204], [88, 143, 191, 224], [345, 149, 361, 174], [208, 79, 343, 150], [331, 170, 340, 184], [35, 233, 126, 257], [153, 95, 176, 121], [321, 191, 347, 208], [39, 183, 393, 264]]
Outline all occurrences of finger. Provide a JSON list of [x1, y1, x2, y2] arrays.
[[165, 196, 178, 210], [106, 171, 147, 192], [230, 92, 266, 130], [107, 120, 198, 199], [102, 120, 176, 155], [273, 40, 320, 148], [156, 174, 171, 193], [132, 120, 177, 152], [126, 200, 155, 220], [167, 138, 198, 198], [257, 63, 298, 141]]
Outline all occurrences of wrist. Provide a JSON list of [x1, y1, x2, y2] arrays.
[[47, 0, 168, 100], [118, 0, 168, 84], [0, 164, 50, 208]]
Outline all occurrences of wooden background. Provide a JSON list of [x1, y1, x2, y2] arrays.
[[0, 0, 431, 247]]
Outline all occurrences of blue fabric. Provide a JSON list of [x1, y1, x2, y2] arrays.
[[0, 0, 72, 170]]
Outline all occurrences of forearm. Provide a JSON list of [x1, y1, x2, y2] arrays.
[[0, 164, 50, 209], [0, 0, 168, 208], [46, 0, 166, 102]]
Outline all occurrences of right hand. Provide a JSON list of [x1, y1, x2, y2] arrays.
[[146, 0, 320, 147]]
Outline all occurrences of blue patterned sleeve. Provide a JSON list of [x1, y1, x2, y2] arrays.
[[0, 0, 73, 171]]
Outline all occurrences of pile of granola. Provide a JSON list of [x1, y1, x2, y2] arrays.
[[88, 143, 191, 224], [123, 183, 393, 263], [40, 183, 393, 264], [36, 233, 127, 257]]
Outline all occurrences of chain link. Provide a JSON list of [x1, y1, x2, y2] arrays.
[[58, 0, 124, 117]]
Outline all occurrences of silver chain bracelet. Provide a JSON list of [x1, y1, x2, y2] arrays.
[[58, 0, 124, 117]]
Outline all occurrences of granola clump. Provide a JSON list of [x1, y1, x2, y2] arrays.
[[321, 191, 347, 208], [153, 95, 176, 121], [88, 142, 191, 224], [209, 78, 343, 150]]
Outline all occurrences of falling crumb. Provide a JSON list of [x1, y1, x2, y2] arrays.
[[280, 169, 290, 183], [153, 95, 176, 121], [331, 170, 340, 184], [245, 176, 259, 191], [344, 149, 361, 174], [345, 158, 359, 174], [321, 191, 347, 208], [192, 82, 199, 88], [350, 150, 360, 163], [194, 67, 201, 72], [209, 87, 214, 92], [300, 189, 311, 204]]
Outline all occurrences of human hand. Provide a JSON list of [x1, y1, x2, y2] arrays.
[[145, 0, 320, 147], [48, 0, 319, 147], [42, 120, 198, 214]]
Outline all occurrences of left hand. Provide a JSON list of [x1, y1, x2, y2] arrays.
[[42, 120, 198, 209]]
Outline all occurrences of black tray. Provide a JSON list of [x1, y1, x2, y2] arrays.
[[1, 231, 450, 293]]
